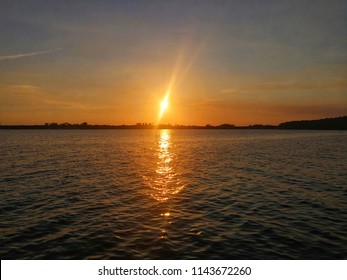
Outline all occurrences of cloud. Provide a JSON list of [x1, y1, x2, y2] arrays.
[[0, 84, 119, 111], [220, 64, 347, 95], [221, 81, 347, 95], [0, 48, 62, 62], [0, 83, 123, 125]]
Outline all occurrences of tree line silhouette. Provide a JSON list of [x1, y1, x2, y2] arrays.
[[1, 116, 346, 130]]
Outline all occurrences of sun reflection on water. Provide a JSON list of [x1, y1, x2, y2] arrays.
[[144, 130, 184, 202]]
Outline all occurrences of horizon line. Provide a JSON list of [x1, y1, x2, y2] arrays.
[[0, 115, 346, 128]]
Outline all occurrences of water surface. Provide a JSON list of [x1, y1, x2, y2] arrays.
[[1, 129, 346, 259]]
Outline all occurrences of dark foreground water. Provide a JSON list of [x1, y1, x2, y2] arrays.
[[1, 129, 346, 259]]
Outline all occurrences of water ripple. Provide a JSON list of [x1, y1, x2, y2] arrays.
[[0, 130, 346, 259]]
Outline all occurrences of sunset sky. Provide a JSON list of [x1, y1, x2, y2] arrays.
[[1, 0, 346, 125]]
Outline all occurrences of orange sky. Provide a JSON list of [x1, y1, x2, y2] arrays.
[[1, 0, 346, 125]]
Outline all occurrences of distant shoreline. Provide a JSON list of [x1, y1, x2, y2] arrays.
[[1, 116, 346, 130]]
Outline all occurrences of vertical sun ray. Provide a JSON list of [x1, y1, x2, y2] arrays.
[[156, 34, 209, 125]]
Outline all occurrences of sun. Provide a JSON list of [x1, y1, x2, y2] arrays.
[[158, 91, 170, 122], [161, 97, 169, 112]]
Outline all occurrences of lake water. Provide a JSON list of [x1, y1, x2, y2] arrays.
[[1, 129, 346, 259]]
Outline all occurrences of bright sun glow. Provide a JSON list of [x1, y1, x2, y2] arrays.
[[158, 91, 170, 122], [161, 98, 168, 112]]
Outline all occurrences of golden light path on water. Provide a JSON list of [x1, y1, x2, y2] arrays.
[[148, 130, 184, 203], [141, 130, 185, 239]]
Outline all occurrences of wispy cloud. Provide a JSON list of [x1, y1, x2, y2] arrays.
[[0, 48, 62, 62], [220, 81, 347, 95]]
